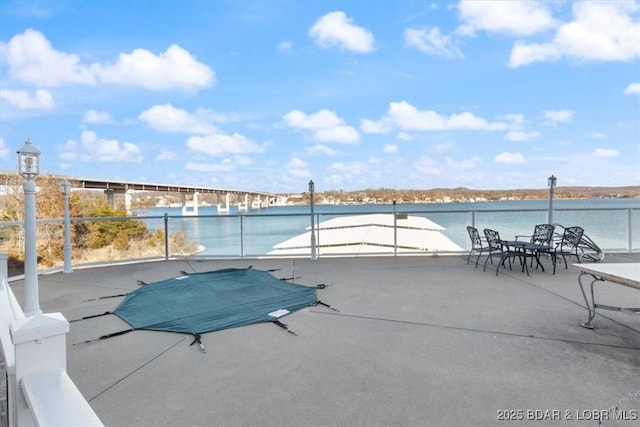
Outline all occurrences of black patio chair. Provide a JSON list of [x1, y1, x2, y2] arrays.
[[483, 228, 527, 276], [466, 226, 492, 268], [551, 226, 584, 274], [516, 223, 555, 246], [515, 223, 555, 269]]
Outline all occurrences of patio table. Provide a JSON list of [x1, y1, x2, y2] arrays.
[[504, 240, 553, 273], [573, 263, 640, 329]]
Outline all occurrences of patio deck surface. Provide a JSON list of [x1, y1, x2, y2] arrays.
[[9, 253, 640, 426]]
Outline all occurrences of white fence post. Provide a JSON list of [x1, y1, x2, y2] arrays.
[[10, 313, 69, 425]]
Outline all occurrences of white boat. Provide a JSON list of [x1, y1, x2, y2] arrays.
[[267, 213, 463, 256]]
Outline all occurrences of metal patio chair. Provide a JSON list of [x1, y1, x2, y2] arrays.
[[466, 226, 492, 268], [516, 223, 555, 246], [551, 226, 585, 274], [483, 228, 527, 276], [515, 223, 555, 269]]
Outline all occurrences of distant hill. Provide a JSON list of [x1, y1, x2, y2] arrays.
[[308, 186, 640, 204]]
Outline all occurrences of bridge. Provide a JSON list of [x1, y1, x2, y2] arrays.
[[1, 172, 278, 215], [76, 177, 278, 214]]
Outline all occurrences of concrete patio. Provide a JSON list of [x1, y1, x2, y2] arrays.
[[8, 253, 640, 426]]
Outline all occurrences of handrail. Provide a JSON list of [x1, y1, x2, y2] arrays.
[[1, 253, 22, 427], [21, 368, 103, 427], [0, 205, 638, 275], [1, 253, 103, 427]]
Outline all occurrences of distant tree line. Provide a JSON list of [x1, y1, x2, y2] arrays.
[[300, 186, 640, 204]]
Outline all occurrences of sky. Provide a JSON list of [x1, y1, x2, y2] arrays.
[[0, 0, 639, 193]]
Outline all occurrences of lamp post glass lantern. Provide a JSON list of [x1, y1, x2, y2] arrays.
[[17, 138, 41, 179], [547, 175, 557, 225], [17, 138, 42, 316], [309, 180, 317, 260]]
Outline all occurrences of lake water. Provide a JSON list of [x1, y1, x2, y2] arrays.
[[137, 198, 640, 257]]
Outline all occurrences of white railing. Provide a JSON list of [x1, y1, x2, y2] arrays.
[[0, 253, 103, 427], [0, 253, 22, 427]]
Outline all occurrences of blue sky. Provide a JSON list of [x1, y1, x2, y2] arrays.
[[1, 0, 639, 193]]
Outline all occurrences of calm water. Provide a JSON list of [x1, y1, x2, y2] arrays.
[[137, 198, 640, 257]]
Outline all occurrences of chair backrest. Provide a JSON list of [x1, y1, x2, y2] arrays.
[[531, 224, 555, 246], [559, 226, 584, 250], [467, 226, 483, 248], [483, 228, 502, 251]]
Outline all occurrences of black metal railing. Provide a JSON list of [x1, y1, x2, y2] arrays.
[[0, 206, 637, 275]]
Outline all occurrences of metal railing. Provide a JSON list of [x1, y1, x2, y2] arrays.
[[0, 206, 638, 274]]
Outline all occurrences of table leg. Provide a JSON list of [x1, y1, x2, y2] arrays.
[[578, 272, 601, 329], [533, 250, 545, 272]]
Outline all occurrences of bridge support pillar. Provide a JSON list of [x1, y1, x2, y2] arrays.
[[125, 190, 133, 215], [238, 194, 249, 212], [182, 192, 199, 216], [217, 193, 230, 214], [105, 190, 115, 210]]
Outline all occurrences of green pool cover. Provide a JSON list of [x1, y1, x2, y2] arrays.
[[113, 268, 318, 335]]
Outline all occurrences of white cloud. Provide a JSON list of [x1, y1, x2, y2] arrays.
[[314, 125, 360, 143], [99, 44, 214, 91], [624, 82, 640, 95], [447, 156, 482, 169], [186, 133, 263, 156], [457, 0, 556, 37], [1, 29, 96, 86], [283, 109, 360, 143], [585, 132, 606, 139], [330, 160, 367, 176], [287, 157, 307, 169], [383, 144, 398, 154], [0, 29, 214, 91], [501, 113, 525, 126], [404, 27, 462, 58], [83, 109, 113, 124], [509, 41, 560, 68], [505, 130, 540, 142], [284, 109, 341, 129], [412, 156, 441, 176], [495, 152, 525, 164], [543, 109, 574, 124], [432, 143, 455, 153], [360, 118, 392, 134], [397, 132, 413, 141], [139, 104, 217, 134], [62, 130, 142, 162], [309, 11, 375, 53], [185, 160, 234, 172], [384, 101, 507, 131], [594, 148, 618, 158], [0, 89, 54, 109], [509, 2, 640, 67], [307, 144, 337, 156], [155, 150, 176, 161], [185, 156, 252, 173], [286, 157, 311, 178], [235, 156, 253, 167], [278, 40, 292, 53]]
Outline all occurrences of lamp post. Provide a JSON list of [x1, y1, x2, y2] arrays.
[[393, 200, 398, 256], [309, 180, 317, 260], [60, 180, 73, 273], [547, 175, 557, 224], [17, 138, 42, 316]]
